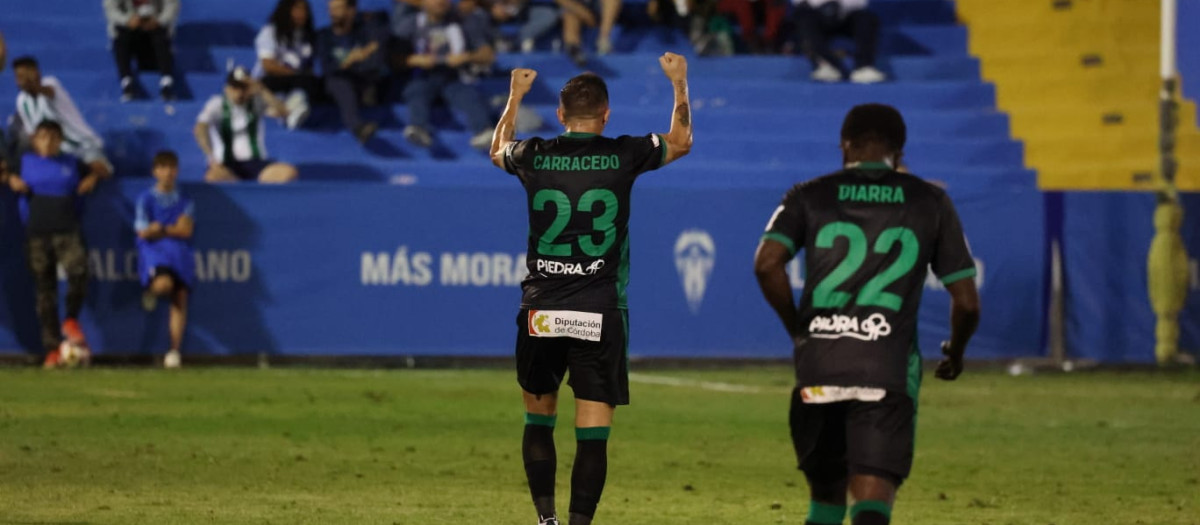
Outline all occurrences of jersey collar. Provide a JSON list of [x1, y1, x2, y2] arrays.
[[844, 161, 893, 171], [560, 132, 598, 139]]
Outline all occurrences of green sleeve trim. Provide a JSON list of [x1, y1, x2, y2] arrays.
[[761, 232, 797, 255], [575, 426, 611, 441], [850, 500, 892, 520], [939, 267, 977, 285], [524, 413, 557, 428], [657, 133, 668, 167], [807, 501, 847, 524]]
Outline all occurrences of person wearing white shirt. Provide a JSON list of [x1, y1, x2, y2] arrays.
[[12, 56, 113, 179], [193, 67, 298, 183], [255, 0, 320, 130], [792, 0, 885, 84]]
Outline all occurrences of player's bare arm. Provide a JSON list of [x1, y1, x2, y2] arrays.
[[490, 68, 537, 168], [659, 52, 692, 166], [936, 278, 981, 380], [754, 239, 798, 340], [166, 215, 195, 239]]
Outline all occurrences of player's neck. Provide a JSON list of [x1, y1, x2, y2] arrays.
[[844, 149, 896, 169], [563, 121, 605, 136], [156, 182, 175, 193]]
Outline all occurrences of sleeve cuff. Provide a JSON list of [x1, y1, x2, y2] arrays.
[[939, 267, 977, 285], [761, 232, 797, 256], [656, 134, 668, 168]]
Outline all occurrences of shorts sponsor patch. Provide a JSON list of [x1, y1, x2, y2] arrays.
[[800, 386, 887, 404], [528, 310, 603, 342]]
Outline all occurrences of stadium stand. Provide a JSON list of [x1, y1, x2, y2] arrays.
[[958, 0, 1200, 191], [0, 0, 1032, 189]]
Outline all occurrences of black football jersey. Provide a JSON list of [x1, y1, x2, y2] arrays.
[[503, 132, 666, 310], [762, 163, 976, 393]]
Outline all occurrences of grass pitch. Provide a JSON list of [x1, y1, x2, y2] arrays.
[[0, 366, 1197, 524]]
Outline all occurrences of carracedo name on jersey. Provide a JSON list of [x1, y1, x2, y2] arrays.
[[809, 313, 892, 342], [535, 258, 605, 276], [528, 310, 603, 342], [533, 154, 621, 171]]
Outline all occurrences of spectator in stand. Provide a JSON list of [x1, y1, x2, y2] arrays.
[[716, 0, 785, 53], [5, 121, 100, 367], [135, 150, 194, 369], [394, 0, 495, 149], [458, 0, 500, 51], [318, 0, 388, 143], [392, 0, 422, 27], [256, 0, 321, 130], [12, 56, 114, 179], [792, 0, 885, 83], [103, 0, 180, 101], [560, 0, 623, 65], [482, 0, 560, 54], [193, 67, 299, 183]]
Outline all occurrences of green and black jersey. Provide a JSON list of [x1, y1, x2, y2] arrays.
[[762, 163, 976, 394], [503, 132, 666, 310]]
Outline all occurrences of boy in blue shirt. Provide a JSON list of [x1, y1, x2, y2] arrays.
[[5, 120, 99, 366], [134, 150, 194, 369]]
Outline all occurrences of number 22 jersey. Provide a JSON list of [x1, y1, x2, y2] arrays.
[[762, 164, 977, 394], [502, 132, 666, 311]]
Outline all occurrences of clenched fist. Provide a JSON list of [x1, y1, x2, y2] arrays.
[[659, 52, 687, 81], [510, 68, 538, 97]]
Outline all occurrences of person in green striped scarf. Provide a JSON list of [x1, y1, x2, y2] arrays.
[[193, 67, 299, 183]]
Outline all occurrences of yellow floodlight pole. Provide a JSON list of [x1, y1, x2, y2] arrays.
[[1149, 0, 1190, 365]]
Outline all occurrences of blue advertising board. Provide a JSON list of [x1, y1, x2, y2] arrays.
[[0, 177, 1047, 360]]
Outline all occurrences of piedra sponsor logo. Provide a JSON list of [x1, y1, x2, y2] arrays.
[[535, 258, 605, 276]]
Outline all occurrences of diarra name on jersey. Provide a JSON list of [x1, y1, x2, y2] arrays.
[[361, 247, 528, 287]]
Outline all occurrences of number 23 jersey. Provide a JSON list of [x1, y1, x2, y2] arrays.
[[503, 132, 666, 310], [762, 166, 977, 393]]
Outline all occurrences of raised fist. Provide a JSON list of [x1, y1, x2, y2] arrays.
[[659, 52, 687, 81], [510, 68, 538, 96]]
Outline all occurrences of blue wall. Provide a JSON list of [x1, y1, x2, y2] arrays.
[[0, 175, 1049, 360], [1061, 192, 1200, 363], [1180, 0, 1200, 119]]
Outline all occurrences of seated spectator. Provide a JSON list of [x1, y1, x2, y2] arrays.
[[559, 0, 622, 65], [135, 150, 194, 369], [103, 0, 180, 101], [12, 56, 114, 179], [193, 67, 299, 183], [394, 0, 495, 149], [318, 0, 388, 143], [392, 0, 422, 28], [792, 0, 885, 83], [457, 0, 500, 53], [256, 0, 320, 130], [717, 0, 785, 53], [5, 121, 99, 367], [648, 0, 734, 56], [490, 0, 561, 54]]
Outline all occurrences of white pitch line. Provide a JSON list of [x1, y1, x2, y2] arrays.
[[629, 373, 788, 394]]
